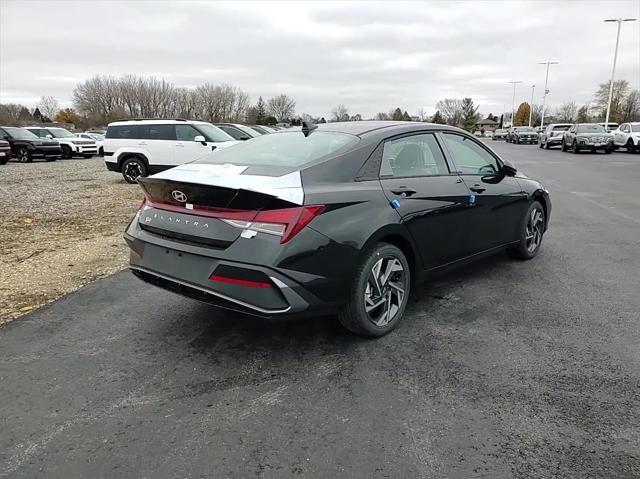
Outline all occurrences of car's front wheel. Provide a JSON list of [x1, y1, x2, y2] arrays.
[[627, 139, 636, 153], [572, 141, 580, 154], [338, 243, 410, 337], [16, 147, 32, 163], [508, 201, 545, 260]]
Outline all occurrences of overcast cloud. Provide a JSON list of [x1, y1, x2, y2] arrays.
[[1, 0, 639, 118]]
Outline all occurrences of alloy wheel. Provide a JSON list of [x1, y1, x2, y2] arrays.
[[17, 148, 29, 162], [124, 162, 142, 182], [364, 256, 407, 327], [525, 208, 544, 253]]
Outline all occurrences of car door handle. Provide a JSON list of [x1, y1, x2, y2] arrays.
[[137, 142, 148, 146], [469, 185, 486, 193], [391, 187, 417, 197], [175, 142, 185, 147]]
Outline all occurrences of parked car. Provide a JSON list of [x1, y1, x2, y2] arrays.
[[600, 122, 619, 132], [103, 119, 239, 183], [0, 139, 11, 164], [213, 123, 260, 141], [492, 128, 507, 140], [125, 121, 551, 337], [612, 122, 640, 153], [77, 132, 105, 155], [25, 127, 97, 159], [250, 125, 276, 135], [0, 126, 62, 162], [510, 127, 538, 144], [539, 123, 572, 149], [562, 123, 614, 154]]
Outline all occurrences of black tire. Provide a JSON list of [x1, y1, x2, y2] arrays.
[[539, 140, 543, 148], [121, 156, 148, 184], [83, 154, 93, 159], [338, 243, 411, 337], [61, 145, 72, 159], [627, 139, 635, 153], [604, 148, 612, 154], [99, 146, 104, 156], [508, 200, 546, 260], [16, 147, 32, 163], [572, 141, 580, 154], [0, 157, 7, 165], [545, 141, 551, 150], [561, 140, 567, 152], [516, 138, 520, 144]]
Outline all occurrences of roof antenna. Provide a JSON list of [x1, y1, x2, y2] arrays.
[[301, 120, 317, 137]]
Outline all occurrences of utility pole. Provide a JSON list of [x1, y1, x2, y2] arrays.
[[529, 84, 535, 127], [603, 18, 637, 128], [508, 80, 522, 127], [538, 61, 559, 130]]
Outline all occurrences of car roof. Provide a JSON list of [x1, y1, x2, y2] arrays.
[[314, 121, 459, 137], [107, 119, 209, 126]]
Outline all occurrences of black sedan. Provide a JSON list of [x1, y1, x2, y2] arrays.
[[125, 122, 551, 337]]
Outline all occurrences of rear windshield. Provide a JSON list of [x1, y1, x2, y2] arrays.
[[551, 125, 570, 131], [517, 127, 535, 132], [577, 124, 606, 133], [631, 125, 640, 132], [195, 131, 358, 167]]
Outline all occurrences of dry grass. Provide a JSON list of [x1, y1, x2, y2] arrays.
[[0, 157, 142, 325]]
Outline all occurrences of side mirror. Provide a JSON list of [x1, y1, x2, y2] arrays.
[[46, 134, 53, 139], [240, 136, 251, 141], [193, 135, 206, 145], [501, 160, 517, 177]]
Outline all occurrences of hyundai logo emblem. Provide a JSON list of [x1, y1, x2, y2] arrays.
[[171, 190, 188, 203]]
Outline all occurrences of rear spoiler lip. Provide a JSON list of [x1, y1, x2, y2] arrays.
[[139, 169, 304, 205]]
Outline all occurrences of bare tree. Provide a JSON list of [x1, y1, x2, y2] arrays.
[[621, 90, 640, 122], [555, 101, 578, 122], [38, 95, 59, 120], [416, 107, 428, 121], [594, 79, 629, 122], [374, 112, 390, 120], [267, 94, 296, 121], [435, 98, 463, 127], [331, 104, 349, 122]]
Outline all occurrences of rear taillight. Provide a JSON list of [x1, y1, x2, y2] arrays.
[[144, 197, 325, 244], [220, 205, 325, 243]]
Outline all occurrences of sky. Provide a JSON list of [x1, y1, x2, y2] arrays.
[[1, 0, 639, 119]]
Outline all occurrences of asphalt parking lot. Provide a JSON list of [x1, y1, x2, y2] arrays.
[[1, 142, 639, 478]]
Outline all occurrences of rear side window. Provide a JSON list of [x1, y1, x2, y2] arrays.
[[552, 126, 570, 131], [27, 129, 47, 137], [106, 125, 141, 139], [380, 133, 451, 177], [139, 124, 176, 141], [195, 131, 357, 167]]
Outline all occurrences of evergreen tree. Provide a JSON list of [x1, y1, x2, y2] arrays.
[[392, 107, 403, 121], [32, 107, 43, 122], [461, 98, 480, 131], [318, 117, 326, 123], [402, 110, 411, 121], [431, 111, 445, 124], [255, 96, 267, 124]]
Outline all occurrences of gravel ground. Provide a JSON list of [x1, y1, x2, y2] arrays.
[[0, 157, 142, 324]]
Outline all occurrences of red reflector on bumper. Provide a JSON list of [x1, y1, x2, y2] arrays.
[[210, 275, 271, 288]]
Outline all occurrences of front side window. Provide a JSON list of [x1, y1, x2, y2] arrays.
[[441, 133, 499, 175], [175, 124, 203, 142], [192, 123, 235, 142], [26, 128, 47, 137], [380, 133, 451, 177], [217, 125, 247, 140]]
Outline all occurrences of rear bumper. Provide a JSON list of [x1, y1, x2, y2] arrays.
[[124, 228, 340, 319], [105, 159, 119, 172]]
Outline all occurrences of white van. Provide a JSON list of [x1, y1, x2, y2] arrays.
[[103, 119, 239, 183]]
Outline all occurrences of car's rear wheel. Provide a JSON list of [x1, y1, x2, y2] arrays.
[[17, 147, 32, 163], [508, 201, 545, 260], [338, 243, 410, 337], [121, 156, 148, 184]]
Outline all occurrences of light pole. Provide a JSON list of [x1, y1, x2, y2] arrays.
[[508, 80, 522, 127], [528, 84, 535, 127], [603, 18, 637, 128], [538, 61, 559, 130]]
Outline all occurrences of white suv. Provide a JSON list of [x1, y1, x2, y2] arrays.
[[612, 122, 640, 153], [103, 119, 239, 183], [25, 126, 98, 159]]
